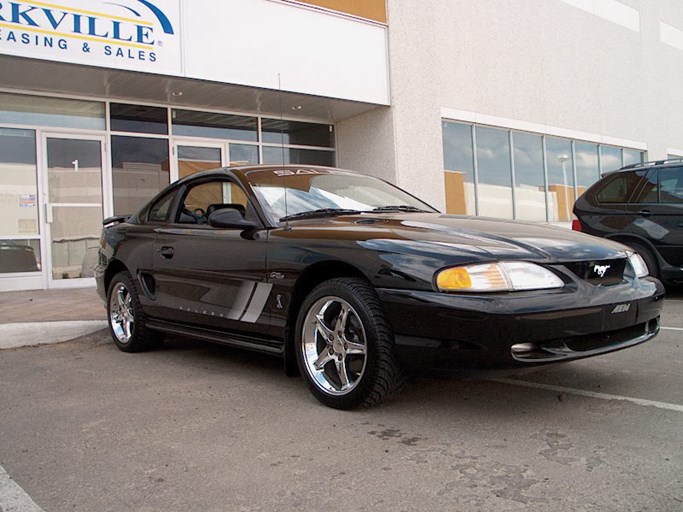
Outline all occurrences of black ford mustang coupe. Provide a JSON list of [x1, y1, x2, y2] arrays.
[[96, 166, 664, 409]]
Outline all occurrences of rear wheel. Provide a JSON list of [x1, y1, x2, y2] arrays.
[[107, 271, 162, 352], [295, 278, 404, 409]]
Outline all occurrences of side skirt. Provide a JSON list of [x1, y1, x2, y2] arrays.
[[146, 319, 284, 356]]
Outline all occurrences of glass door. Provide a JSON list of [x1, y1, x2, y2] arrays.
[[43, 134, 105, 288]]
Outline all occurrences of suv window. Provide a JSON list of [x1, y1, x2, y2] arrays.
[[595, 171, 644, 203], [659, 167, 683, 203], [147, 191, 175, 223]]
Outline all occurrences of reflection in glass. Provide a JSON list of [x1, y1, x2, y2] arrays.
[[50, 206, 102, 279], [512, 131, 546, 221], [575, 141, 599, 196], [600, 145, 622, 173], [112, 136, 170, 215], [0, 239, 40, 274], [47, 139, 102, 203], [476, 126, 513, 219], [442, 121, 475, 215], [659, 167, 683, 203], [261, 119, 334, 147], [229, 144, 259, 165], [545, 137, 575, 222], [172, 110, 258, 142], [110, 103, 168, 135], [623, 148, 643, 167], [262, 147, 335, 166], [0, 128, 39, 237], [177, 146, 222, 179], [0, 93, 104, 130]]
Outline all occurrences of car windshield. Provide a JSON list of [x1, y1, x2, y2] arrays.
[[245, 168, 436, 222]]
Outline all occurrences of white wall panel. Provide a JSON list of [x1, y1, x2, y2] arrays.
[[182, 0, 389, 104]]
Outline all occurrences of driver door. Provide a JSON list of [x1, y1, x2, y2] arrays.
[[152, 177, 270, 335]]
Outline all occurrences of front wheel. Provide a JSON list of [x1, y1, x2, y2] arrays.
[[295, 278, 404, 409]]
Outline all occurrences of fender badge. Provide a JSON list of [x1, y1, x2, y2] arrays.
[[270, 272, 285, 280]]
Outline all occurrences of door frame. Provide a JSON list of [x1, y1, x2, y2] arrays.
[[40, 132, 108, 289]]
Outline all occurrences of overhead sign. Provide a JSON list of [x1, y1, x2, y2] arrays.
[[0, 0, 181, 74]]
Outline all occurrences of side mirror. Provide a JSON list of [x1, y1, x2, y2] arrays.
[[208, 208, 257, 230]]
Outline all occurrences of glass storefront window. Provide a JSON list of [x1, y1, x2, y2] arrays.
[[600, 145, 623, 173], [545, 137, 575, 222], [110, 103, 168, 135], [475, 126, 513, 219], [229, 144, 259, 165], [0, 127, 40, 274], [172, 110, 258, 142], [112, 136, 170, 215], [575, 141, 599, 196], [0, 128, 38, 237], [0, 93, 104, 130], [177, 145, 222, 179], [261, 119, 334, 147], [442, 121, 475, 215], [623, 148, 644, 166], [262, 147, 335, 166], [512, 131, 546, 221]]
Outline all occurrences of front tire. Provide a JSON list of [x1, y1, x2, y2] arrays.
[[295, 278, 404, 409], [107, 271, 161, 352]]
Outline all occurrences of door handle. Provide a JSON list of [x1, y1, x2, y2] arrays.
[[639, 210, 652, 217], [158, 246, 174, 259]]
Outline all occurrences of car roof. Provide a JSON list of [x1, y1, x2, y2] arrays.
[[603, 157, 683, 176]]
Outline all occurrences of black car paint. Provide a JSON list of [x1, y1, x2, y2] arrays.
[[96, 166, 664, 375], [574, 162, 683, 284]]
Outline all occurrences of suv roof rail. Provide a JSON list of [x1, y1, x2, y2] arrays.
[[619, 157, 683, 171]]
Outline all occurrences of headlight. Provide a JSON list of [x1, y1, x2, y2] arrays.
[[627, 251, 649, 278], [436, 262, 564, 292]]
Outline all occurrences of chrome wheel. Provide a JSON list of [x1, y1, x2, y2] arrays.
[[109, 282, 135, 344], [301, 296, 368, 395]]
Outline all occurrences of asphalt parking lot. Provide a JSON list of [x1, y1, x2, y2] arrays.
[[1, 292, 682, 512]]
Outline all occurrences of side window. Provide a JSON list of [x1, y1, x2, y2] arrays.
[[632, 170, 658, 203], [659, 167, 683, 204], [595, 171, 644, 204], [177, 180, 251, 224], [147, 191, 176, 223]]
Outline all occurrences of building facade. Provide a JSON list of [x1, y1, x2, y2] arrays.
[[1, 0, 682, 291]]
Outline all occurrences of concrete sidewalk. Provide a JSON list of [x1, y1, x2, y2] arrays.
[[0, 287, 107, 349]]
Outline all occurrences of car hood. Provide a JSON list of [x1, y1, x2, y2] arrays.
[[281, 213, 628, 263]]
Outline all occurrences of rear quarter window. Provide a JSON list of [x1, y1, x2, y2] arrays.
[[147, 191, 176, 223], [595, 172, 644, 204]]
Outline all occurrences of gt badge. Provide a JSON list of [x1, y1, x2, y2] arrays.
[[611, 304, 631, 314]]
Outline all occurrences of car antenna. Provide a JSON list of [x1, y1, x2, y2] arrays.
[[278, 73, 291, 230]]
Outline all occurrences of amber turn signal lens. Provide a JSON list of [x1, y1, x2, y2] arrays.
[[436, 267, 472, 290]]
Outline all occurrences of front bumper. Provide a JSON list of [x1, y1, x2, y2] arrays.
[[377, 277, 665, 376]]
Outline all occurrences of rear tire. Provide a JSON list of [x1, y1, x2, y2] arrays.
[[107, 271, 162, 352], [295, 278, 405, 409]]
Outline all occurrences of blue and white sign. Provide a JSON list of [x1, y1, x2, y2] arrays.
[[0, 0, 181, 74]]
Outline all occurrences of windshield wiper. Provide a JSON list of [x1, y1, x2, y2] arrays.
[[371, 205, 429, 213], [280, 208, 361, 222]]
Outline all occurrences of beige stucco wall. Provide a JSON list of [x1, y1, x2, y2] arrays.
[[339, 0, 683, 211]]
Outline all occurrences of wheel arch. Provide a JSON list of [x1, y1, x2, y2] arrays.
[[104, 259, 130, 293], [604, 233, 661, 260]]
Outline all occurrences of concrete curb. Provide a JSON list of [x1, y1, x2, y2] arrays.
[[0, 321, 108, 350]]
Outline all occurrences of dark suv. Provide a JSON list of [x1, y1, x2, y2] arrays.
[[574, 158, 683, 285]]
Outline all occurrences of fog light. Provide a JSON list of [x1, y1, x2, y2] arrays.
[[511, 342, 536, 354]]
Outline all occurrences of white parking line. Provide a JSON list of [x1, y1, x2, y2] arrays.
[[492, 378, 683, 413], [661, 326, 683, 331], [0, 464, 44, 512]]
